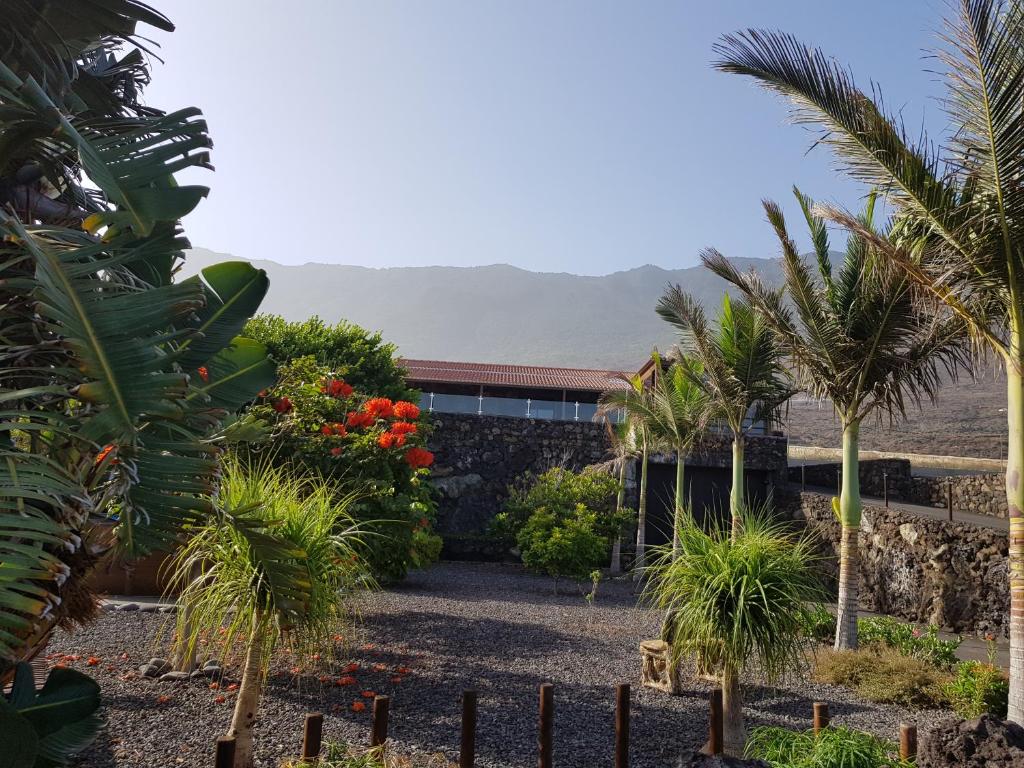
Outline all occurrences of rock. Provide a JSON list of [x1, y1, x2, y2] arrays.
[[432, 473, 483, 498], [676, 752, 770, 768], [158, 670, 191, 682], [158, 605, 176, 614], [139, 657, 172, 677], [116, 602, 139, 612], [138, 603, 159, 613], [918, 715, 1024, 768]]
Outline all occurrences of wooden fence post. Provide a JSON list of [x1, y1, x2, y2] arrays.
[[460, 690, 477, 768], [900, 724, 917, 760], [371, 695, 390, 748], [214, 736, 235, 768], [302, 712, 323, 761], [615, 684, 629, 768], [947, 482, 954, 521], [812, 702, 829, 735], [708, 688, 723, 755], [538, 683, 554, 768], [883, 473, 889, 508]]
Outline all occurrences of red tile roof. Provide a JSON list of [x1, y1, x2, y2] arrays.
[[399, 358, 630, 392]]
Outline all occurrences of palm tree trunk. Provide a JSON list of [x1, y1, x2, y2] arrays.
[[610, 458, 627, 574], [673, 447, 685, 557], [730, 436, 744, 540], [834, 419, 862, 651], [721, 664, 746, 756], [173, 562, 202, 672], [1007, 356, 1024, 723], [228, 618, 266, 768], [634, 441, 649, 581]]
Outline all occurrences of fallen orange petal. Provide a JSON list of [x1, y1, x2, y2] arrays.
[[390, 676, 403, 684], [351, 701, 366, 712], [361, 690, 376, 698]]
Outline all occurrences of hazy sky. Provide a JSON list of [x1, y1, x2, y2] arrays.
[[147, 1, 946, 275]]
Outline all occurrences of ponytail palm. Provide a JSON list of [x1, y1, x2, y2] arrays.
[[714, 0, 1024, 718], [656, 293, 792, 537], [705, 189, 965, 649]]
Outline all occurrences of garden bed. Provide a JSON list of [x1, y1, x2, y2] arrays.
[[52, 563, 954, 768]]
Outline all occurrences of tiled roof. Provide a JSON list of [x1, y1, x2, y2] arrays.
[[399, 358, 630, 392]]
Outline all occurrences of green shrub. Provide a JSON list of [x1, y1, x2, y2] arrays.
[[517, 506, 608, 586], [799, 604, 836, 642], [746, 724, 912, 768], [858, 616, 961, 669], [944, 660, 1009, 719], [286, 741, 454, 767], [813, 646, 950, 709]]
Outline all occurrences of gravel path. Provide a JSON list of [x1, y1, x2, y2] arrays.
[[50, 562, 953, 768]]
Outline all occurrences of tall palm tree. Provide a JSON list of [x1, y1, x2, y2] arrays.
[[705, 188, 966, 649], [600, 375, 654, 579], [604, 420, 638, 574], [713, 0, 1024, 720], [656, 292, 793, 538]]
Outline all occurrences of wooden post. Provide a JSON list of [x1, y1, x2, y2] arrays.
[[883, 473, 889, 508], [708, 688, 723, 755], [371, 695, 390, 748], [812, 702, 830, 735], [214, 737, 235, 768], [801, 464, 806, 489], [538, 683, 554, 768], [900, 724, 917, 760], [615, 684, 629, 768], [947, 482, 954, 521], [302, 712, 323, 761], [460, 690, 477, 768]]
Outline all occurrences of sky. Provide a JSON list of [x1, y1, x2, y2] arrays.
[[147, 0, 948, 275]]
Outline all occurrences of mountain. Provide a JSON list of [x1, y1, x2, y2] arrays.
[[179, 248, 789, 370]]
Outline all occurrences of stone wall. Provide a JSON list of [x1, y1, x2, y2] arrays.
[[783, 490, 1009, 635], [427, 413, 788, 551], [788, 460, 1008, 518]]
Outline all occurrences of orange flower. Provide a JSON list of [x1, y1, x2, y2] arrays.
[[95, 445, 116, 465], [390, 421, 417, 435], [372, 663, 387, 672], [346, 411, 375, 429], [273, 397, 293, 413], [397, 666, 411, 674], [393, 401, 421, 420], [390, 675, 403, 684], [351, 701, 366, 712], [321, 424, 334, 436], [226, 683, 239, 691], [197, 366, 209, 382], [363, 398, 394, 419], [330, 446, 343, 457], [336, 676, 357, 686], [333, 634, 345, 643], [209, 682, 220, 690], [86, 656, 100, 666], [157, 694, 172, 704], [324, 379, 354, 398], [214, 695, 226, 704], [344, 662, 360, 673], [332, 423, 347, 437], [361, 690, 376, 698], [404, 447, 434, 469], [377, 432, 398, 449], [361, 643, 376, 651]]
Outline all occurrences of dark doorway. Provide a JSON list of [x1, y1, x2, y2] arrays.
[[644, 460, 774, 547]]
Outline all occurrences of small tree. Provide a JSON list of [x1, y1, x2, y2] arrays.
[[167, 458, 371, 768], [645, 510, 823, 755]]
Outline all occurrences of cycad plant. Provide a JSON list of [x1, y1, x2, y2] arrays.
[[704, 189, 965, 649], [713, 0, 1024, 720], [645, 509, 823, 755], [0, 1, 275, 676], [656, 292, 793, 537], [599, 375, 653, 578], [167, 457, 371, 768]]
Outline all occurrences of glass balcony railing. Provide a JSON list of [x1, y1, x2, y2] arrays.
[[418, 392, 622, 423]]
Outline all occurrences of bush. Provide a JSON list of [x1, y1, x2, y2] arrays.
[[246, 355, 441, 581], [798, 604, 836, 643], [517, 506, 609, 586], [286, 741, 454, 767], [797, 611, 961, 669], [746, 724, 911, 768], [944, 660, 1009, 719], [813, 646, 950, 709]]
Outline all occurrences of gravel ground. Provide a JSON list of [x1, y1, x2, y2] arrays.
[[50, 562, 953, 768]]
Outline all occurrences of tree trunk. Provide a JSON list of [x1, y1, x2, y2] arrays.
[[1007, 358, 1024, 723], [228, 619, 266, 768], [634, 441, 649, 581], [173, 562, 201, 672], [721, 664, 746, 756], [610, 458, 627, 574], [673, 447, 685, 558], [834, 419, 862, 651], [730, 436, 744, 540]]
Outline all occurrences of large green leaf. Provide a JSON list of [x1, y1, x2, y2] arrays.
[[190, 337, 277, 411]]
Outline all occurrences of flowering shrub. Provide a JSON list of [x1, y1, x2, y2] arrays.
[[249, 356, 441, 580], [858, 616, 961, 669], [945, 658, 1009, 719]]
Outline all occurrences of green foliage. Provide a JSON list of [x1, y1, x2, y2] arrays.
[[945, 660, 1009, 719], [746, 725, 912, 768], [798, 604, 837, 643], [1, 663, 102, 767], [858, 616, 961, 670], [493, 467, 626, 548], [813, 646, 950, 709], [517, 507, 608, 584], [245, 356, 440, 582], [244, 315, 415, 400], [285, 741, 454, 768], [645, 509, 824, 682]]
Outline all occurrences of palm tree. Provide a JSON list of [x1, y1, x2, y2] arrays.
[[600, 375, 654, 579], [656, 293, 793, 538], [167, 458, 371, 768], [705, 188, 966, 649], [713, 0, 1024, 720], [0, 2, 274, 675], [645, 509, 823, 755], [604, 420, 638, 574]]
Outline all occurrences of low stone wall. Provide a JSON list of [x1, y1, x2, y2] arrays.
[[788, 460, 1008, 519], [784, 490, 1009, 635]]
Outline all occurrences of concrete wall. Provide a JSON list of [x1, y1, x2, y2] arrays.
[[784, 490, 1009, 636]]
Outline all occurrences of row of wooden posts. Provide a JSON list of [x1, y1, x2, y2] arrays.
[[800, 466, 958, 521], [212, 685, 919, 767]]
